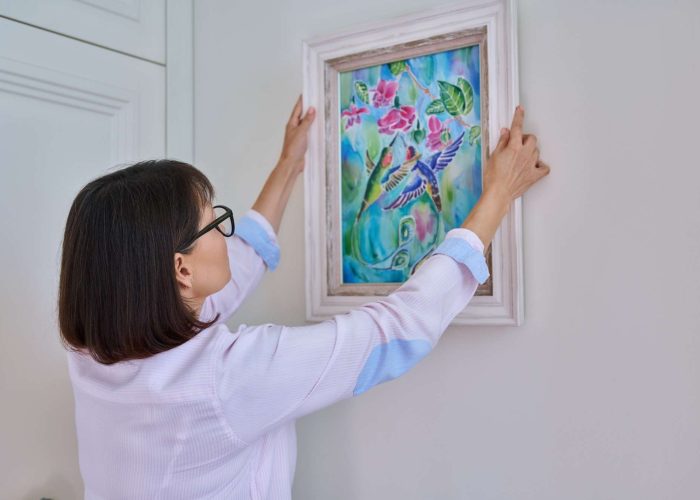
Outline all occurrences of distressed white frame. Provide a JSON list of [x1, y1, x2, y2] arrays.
[[302, 0, 522, 326]]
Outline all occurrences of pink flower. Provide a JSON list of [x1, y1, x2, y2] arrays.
[[377, 105, 416, 134], [372, 79, 399, 107], [341, 103, 369, 128], [426, 115, 445, 150]]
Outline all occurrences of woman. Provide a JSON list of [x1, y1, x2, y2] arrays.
[[58, 96, 549, 499]]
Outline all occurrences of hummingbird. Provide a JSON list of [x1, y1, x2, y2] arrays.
[[383, 131, 465, 212], [354, 134, 420, 222]]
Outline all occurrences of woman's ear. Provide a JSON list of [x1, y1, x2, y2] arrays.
[[174, 252, 194, 296]]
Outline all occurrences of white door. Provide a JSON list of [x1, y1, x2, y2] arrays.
[[0, 0, 166, 63], [0, 16, 165, 499]]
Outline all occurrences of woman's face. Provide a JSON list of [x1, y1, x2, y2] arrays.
[[173, 203, 231, 312]]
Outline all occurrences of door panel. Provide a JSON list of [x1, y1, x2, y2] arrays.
[[0, 0, 166, 63], [0, 17, 164, 499]]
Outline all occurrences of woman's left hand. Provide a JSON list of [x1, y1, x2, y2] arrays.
[[278, 94, 315, 174]]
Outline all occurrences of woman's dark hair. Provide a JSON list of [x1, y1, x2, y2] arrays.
[[58, 159, 221, 365]]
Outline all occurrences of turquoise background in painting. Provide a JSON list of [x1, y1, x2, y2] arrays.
[[340, 45, 482, 284]]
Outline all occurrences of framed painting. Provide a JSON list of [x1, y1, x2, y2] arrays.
[[302, 0, 522, 325]]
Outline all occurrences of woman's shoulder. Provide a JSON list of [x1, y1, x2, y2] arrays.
[[65, 323, 246, 403]]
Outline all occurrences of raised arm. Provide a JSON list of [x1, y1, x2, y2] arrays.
[[462, 105, 550, 248], [212, 106, 551, 445], [251, 94, 316, 232], [214, 227, 489, 444], [199, 96, 316, 325], [198, 209, 279, 325]]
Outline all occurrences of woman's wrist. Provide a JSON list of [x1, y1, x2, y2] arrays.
[[460, 186, 512, 250], [251, 158, 301, 233], [275, 154, 303, 177], [272, 156, 301, 184]]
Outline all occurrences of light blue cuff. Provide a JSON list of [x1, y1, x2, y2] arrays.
[[235, 215, 280, 271], [433, 237, 490, 284]]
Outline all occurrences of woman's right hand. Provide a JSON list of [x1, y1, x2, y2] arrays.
[[484, 105, 550, 201], [460, 105, 550, 249]]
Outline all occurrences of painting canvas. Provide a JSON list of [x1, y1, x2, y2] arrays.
[[339, 46, 484, 284], [303, 0, 522, 325]]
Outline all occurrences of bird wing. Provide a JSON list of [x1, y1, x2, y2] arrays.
[[429, 131, 465, 172], [383, 172, 427, 210], [424, 169, 442, 212], [381, 154, 421, 192]]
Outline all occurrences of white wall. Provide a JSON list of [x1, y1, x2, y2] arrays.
[[194, 0, 700, 498]]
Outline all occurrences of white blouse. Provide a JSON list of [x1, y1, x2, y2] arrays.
[[66, 208, 489, 499]]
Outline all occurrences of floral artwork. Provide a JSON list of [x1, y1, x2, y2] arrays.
[[339, 45, 483, 284]]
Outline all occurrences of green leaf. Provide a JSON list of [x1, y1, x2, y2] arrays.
[[440, 129, 452, 144], [388, 60, 406, 75], [425, 99, 445, 114], [354, 80, 369, 104], [398, 216, 416, 245], [456, 77, 474, 115], [393, 95, 400, 108], [407, 81, 418, 103], [390, 249, 410, 269], [469, 125, 481, 145], [411, 120, 425, 143], [437, 80, 466, 116], [367, 130, 380, 160], [412, 128, 426, 144]]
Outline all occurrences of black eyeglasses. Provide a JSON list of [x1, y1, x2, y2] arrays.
[[178, 204, 234, 251]]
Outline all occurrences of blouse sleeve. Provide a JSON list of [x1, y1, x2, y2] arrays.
[[198, 208, 280, 326], [213, 227, 489, 445]]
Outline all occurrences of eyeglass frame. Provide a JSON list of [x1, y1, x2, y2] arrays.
[[177, 204, 235, 252]]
